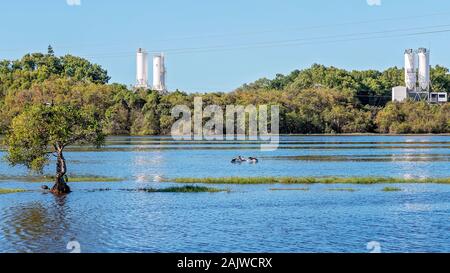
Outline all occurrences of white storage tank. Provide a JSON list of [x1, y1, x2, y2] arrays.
[[153, 53, 166, 92], [404, 49, 416, 91], [136, 48, 148, 88], [418, 48, 430, 91]]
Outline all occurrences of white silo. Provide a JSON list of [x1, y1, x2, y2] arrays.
[[404, 49, 416, 91], [136, 48, 148, 88], [418, 48, 430, 91], [153, 53, 166, 92]]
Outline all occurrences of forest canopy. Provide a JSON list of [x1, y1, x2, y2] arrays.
[[0, 50, 449, 135]]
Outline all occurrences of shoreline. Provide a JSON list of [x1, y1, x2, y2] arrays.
[[1, 134, 450, 138], [167, 176, 450, 185]]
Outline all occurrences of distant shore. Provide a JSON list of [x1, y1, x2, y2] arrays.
[[167, 177, 450, 185], [3, 133, 449, 139]]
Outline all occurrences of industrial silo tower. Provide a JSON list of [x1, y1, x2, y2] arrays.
[[393, 48, 446, 103], [153, 53, 166, 92], [136, 48, 149, 89], [404, 49, 416, 91], [417, 48, 430, 92]]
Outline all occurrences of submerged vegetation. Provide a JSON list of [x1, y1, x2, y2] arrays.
[[0, 51, 448, 137], [170, 176, 450, 185], [0, 175, 122, 183], [62, 176, 122, 182], [382, 187, 402, 192], [270, 188, 309, 191], [327, 188, 357, 192], [131, 185, 226, 193], [0, 185, 223, 194], [0, 188, 26, 194]]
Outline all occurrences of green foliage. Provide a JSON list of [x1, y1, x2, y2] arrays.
[[47, 45, 55, 56], [431, 65, 450, 92], [104, 103, 131, 135], [4, 104, 104, 173], [238, 64, 402, 97], [0, 188, 27, 194], [0, 51, 109, 92], [376, 101, 449, 133], [60, 55, 110, 84], [0, 52, 449, 136]]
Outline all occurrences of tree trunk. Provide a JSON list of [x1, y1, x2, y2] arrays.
[[51, 147, 71, 195]]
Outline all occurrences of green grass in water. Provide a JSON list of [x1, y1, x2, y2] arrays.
[[382, 187, 402, 192], [0, 175, 123, 183], [135, 185, 226, 193], [327, 188, 357, 192], [66, 176, 123, 182], [0, 188, 27, 194], [270, 188, 309, 191], [170, 176, 450, 185]]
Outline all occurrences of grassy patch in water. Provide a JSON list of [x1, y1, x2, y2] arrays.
[[382, 187, 402, 192], [133, 185, 226, 193], [0, 188, 27, 194], [65, 176, 123, 182], [270, 188, 309, 191], [327, 188, 357, 192], [0, 175, 123, 183], [169, 176, 450, 185]]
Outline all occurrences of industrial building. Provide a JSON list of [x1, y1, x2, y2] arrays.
[[392, 48, 448, 103], [135, 49, 166, 92]]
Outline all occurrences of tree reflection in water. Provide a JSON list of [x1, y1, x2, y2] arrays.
[[2, 195, 73, 253]]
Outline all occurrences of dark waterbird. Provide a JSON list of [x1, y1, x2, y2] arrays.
[[248, 157, 259, 163], [231, 156, 259, 163], [231, 156, 246, 163]]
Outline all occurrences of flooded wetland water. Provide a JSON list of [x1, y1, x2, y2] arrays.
[[0, 135, 449, 253]]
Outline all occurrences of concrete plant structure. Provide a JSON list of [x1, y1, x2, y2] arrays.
[[392, 48, 447, 103]]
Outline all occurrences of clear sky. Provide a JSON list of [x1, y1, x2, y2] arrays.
[[1, 0, 450, 92]]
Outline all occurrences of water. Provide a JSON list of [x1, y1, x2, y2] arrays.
[[0, 135, 449, 253]]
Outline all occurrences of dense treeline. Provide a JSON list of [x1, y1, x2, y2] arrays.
[[0, 50, 449, 135], [239, 63, 450, 96]]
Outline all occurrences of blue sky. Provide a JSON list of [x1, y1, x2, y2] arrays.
[[1, 0, 450, 92]]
